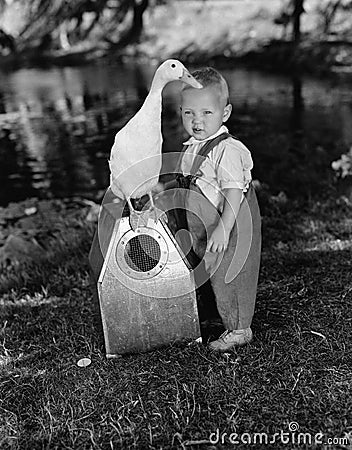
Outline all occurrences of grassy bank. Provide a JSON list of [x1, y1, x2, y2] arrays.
[[0, 193, 352, 449]]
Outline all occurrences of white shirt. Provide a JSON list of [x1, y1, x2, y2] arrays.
[[181, 125, 253, 210]]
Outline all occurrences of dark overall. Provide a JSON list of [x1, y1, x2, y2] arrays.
[[174, 133, 262, 330]]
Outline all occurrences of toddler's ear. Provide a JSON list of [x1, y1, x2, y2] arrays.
[[223, 104, 232, 122]]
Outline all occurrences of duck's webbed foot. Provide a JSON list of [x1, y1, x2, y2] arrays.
[[148, 192, 168, 225], [147, 192, 159, 223], [127, 197, 134, 212]]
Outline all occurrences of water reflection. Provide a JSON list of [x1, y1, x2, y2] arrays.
[[0, 62, 351, 206], [0, 63, 141, 205]]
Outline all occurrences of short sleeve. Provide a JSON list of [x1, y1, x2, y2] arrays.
[[214, 139, 253, 190]]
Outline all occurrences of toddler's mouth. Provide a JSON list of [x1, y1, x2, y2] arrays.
[[193, 128, 204, 134]]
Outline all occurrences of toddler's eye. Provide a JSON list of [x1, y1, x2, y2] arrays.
[[184, 111, 191, 115], [204, 111, 212, 115]]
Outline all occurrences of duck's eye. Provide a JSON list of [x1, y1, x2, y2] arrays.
[[171, 63, 176, 68]]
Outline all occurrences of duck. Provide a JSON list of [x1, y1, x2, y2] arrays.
[[108, 59, 202, 216]]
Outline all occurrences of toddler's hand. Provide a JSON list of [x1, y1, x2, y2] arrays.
[[207, 223, 230, 253]]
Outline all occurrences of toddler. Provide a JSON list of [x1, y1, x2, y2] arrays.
[[173, 67, 262, 351]]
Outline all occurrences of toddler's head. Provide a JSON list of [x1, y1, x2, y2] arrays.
[[180, 67, 232, 140]]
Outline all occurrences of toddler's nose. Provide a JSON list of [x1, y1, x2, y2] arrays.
[[192, 116, 202, 125]]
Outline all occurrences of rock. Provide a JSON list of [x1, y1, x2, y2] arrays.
[[0, 234, 45, 264], [24, 206, 37, 216]]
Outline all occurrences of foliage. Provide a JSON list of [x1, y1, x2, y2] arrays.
[[315, 0, 352, 35], [1, 0, 352, 65], [332, 148, 352, 178], [0, 0, 153, 53]]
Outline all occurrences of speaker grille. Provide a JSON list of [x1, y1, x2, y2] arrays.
[[124, 235, 161, 272]]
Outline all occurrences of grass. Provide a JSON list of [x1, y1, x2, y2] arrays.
[[0, 192, 352, 449]]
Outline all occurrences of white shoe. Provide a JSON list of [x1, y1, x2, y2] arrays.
[[208, 328, 253, 351]]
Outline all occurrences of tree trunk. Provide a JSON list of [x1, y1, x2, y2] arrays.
[[107, 0, 149, 50], [292, 0, 305, 45], [59, 23, 71, 51], [132, 0, 149, 43], [0, 28, 16, 53]]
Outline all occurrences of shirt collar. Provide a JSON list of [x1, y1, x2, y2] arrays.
[[183, 125, 229, 146]]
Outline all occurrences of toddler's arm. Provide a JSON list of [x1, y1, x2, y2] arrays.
[[207, 188, 242, 253]]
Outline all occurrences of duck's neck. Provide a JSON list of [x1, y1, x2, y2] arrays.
[[142, 76, 165, 114], [150, 74, 166, 93]]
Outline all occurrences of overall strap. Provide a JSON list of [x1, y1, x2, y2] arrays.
[[189, 132, 230, 180], [172, 132, 231, 268], [175, 132, 231, 187]]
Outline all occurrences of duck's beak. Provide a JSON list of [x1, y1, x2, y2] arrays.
[[179, 69, 203, 89]]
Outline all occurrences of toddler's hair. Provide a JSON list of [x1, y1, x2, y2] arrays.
[[183, 67, 230, 105]]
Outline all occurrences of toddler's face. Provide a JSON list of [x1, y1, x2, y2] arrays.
[[181, 86, 232, 140]]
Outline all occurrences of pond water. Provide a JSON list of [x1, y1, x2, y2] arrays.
[[0, 61, 351, 206]]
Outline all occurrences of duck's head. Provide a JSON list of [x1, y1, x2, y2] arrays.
[[154, 59, 203, 89]]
